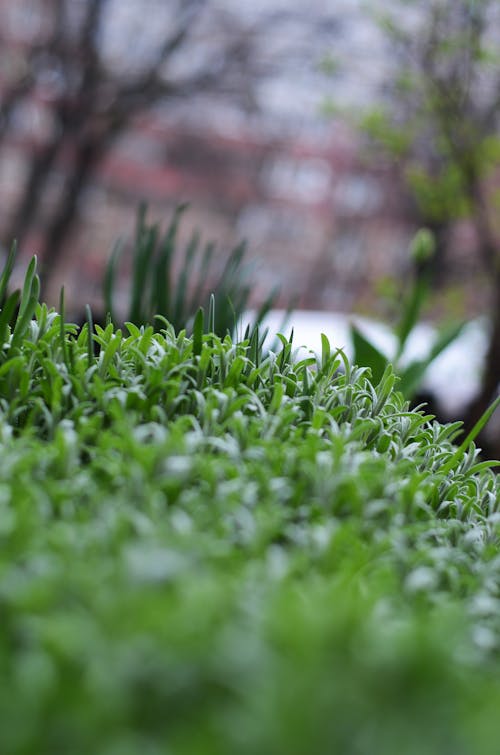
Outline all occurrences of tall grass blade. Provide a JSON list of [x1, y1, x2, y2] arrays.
[[189, 241, 214, 314], [0, 240, 17, 305], [135, 201, 147, 247], [173, 231, 200, 330], [10, 293, 38, 352], [208, 294, 215, 334], [248, 324, 259, 368], [103, 240, 122, 324], [0, 290, 20, 352], [17, 256, 38, 322], [441, 395, 500, 475], [321, 333, 331, 371], [85, 304, 94, 367], [152, 204, 187, 325], [10, 257, 39, 352], [395, 274, 429, 361], [152, 221, 176, 324], [130, 223, 157, 325], [193, 307, 203, 357], [59, 287, 69, 368]]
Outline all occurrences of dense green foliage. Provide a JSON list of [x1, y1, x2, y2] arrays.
[[1, 255, 500, 753]]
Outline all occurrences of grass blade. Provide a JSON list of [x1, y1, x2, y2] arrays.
[[0, 290, 20, 351], [0, 240, 17, 305], [130, 223, 157, 324], [152, 204, 188, 325], [193, 307, 204, 357], [59, 287, 69, 368], [103, 240, 123, 325], [441, 395, 500, 475], [208, 294, 215, 334], [173, 231, 200, 330], [10, 293, 38, 352], [321, 333, 331, 371], [85, 304, 94, 367], [395, 273, 429, 361], [17, 255, 38, 322], [189, 241, 214, 314], [152, 222, 176, 324]]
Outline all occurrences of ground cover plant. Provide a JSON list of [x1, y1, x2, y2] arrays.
[[1, 252, 500, 753]]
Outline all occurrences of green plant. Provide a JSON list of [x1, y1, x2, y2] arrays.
[[356, 0, 500, 448], [1, 251, 500, 753], [351, 228, 466, 399], [103, 204, 278, 338]]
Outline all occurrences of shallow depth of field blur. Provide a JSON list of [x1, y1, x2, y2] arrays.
[[3, 5, 500, 752], [0, 0, 499, 448]]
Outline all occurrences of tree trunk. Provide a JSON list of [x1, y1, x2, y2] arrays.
[[3, 137, 62, 251], [38, 135, 105, 300], [457, 171, 500, 458], [421, 219, 448, 284], [38, 113, 126, 301], [462, 272, 500, 458]]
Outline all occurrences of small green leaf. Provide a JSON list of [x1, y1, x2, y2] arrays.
[[0, 290, 20, 350], [18, 255, 38, 322], [351, 324, 388, 385], [98, 332, 122, 377], [193, 307, 204, 357], [10, 292, 38, 352], [321, 333, 331, 371]]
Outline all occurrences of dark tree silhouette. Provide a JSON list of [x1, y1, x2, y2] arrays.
[[0, 0, 272, 296]]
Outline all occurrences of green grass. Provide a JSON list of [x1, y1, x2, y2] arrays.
[[1, 255, 500, 753]]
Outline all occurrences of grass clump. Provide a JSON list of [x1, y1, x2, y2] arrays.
[[103, 204, 278, 338], [1, 255, 500, 754]]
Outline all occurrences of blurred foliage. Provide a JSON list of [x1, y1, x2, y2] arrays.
[[352, 229, 466, 398], [362, 0, 500, 232], [346, 0, 500, 452], [104, 204, 279, 338]]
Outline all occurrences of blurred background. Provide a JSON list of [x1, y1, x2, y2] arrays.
[[0, 0, 499, 446]]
